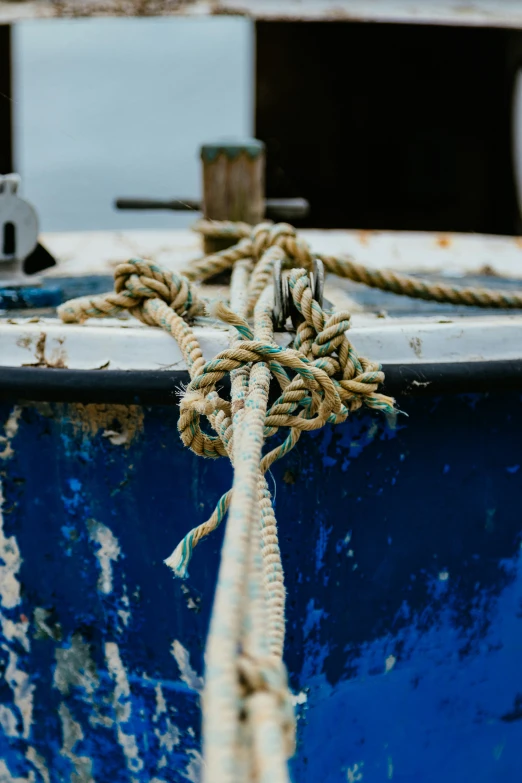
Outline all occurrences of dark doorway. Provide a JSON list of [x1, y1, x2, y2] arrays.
[[256, 22, 518, 234]]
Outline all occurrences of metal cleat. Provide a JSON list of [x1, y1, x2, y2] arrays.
[[0, 174, 39, 283], [273, 256, 330, 331]]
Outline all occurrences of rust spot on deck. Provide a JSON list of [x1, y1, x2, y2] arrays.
[[31, 402, 144, 446], [21, 332, 68, 369], [436, 235, 451, 249], [68, 404, 145, 445], [358, 230, 373, 246]]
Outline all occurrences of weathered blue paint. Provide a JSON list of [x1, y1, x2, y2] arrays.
[[0, 392, 521, 781], [0, 286, 63, 310]]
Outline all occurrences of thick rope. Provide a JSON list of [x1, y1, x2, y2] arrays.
[[56, 219, 522, 783], [193, 219, 522, 310]]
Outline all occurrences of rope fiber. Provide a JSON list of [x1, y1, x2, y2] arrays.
[[57, 220, 522, 783]]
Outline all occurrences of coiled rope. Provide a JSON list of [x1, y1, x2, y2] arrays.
[[57, 220, 522, 783]]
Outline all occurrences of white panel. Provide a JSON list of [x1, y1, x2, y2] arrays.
[[2, 315, 522, 369]]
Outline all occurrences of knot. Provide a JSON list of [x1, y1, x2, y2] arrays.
[[238, 654, 296, 759], [114, 258, 204, 319], [58, 258, 204, 325], [178, 339, 344, 458]]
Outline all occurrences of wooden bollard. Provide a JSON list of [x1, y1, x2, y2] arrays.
[[201, 139, 265, 254]]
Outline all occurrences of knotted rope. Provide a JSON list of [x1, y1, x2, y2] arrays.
[[57, 220, 522, 783]]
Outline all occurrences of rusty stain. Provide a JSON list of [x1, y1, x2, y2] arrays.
[[358, 230, 373, 246], [436, 235, 451, 249], [21, 332, 68, 369], [515, 237, 522, 249], [29, 402, 144, 445], [68, 404, 144, 445]]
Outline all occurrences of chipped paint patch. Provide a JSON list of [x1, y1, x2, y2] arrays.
[[105, 641, 144, 774], [87, 519, 120, 594], [347, 761, 364, 782], [290, 690, 308, 706], [0, 704, 20, 736], [0, 406, 22, 460], [117, 590, 131, 628], [154, 683, 167, 720], [0, 486, 22, 609], [25, 747, 50, 783], [5, 647, 34, 738], [58, 704, 94, 783], [33, 607, 62, 642], [155, 719, 180, 752], [182, 749, 203, 782], [0, 463, 34, 742], [0, 759, 35, 783], [171, 640, 203, 692], [54, 633, 98, 696]]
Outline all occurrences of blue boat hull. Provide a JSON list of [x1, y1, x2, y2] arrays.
[[0, 391, 521, 781]]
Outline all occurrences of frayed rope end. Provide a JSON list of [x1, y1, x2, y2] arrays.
[[164, 536, 194, 579]]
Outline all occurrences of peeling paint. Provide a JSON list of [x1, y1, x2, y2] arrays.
[[0, 406, 22, 460], [87, 519, 120, 594], [0, 393, 520, 779], [347, 761, 364, 782], [0, 704, 20, 737], [25, 748, 50, 783], [0, 443, 35, 744], [182, 749, 203, 783], [5, 648, 34, 738], [58, 703, 94, 783], [54, 633, 98, 696], [0, 759, 35, 783], [154, 683, 167, 720], [171, 640, 203, 692], [155, 719, 180, 752], [0, 487, 23, 609], [33, 607, 62, 642], [105, 642, 144, 774]]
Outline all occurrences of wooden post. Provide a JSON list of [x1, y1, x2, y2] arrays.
[[0, 25, 13, 175], [201, 139, 265, 253]]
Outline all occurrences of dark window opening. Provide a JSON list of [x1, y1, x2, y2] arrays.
[[256, 22, 520, 235]]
